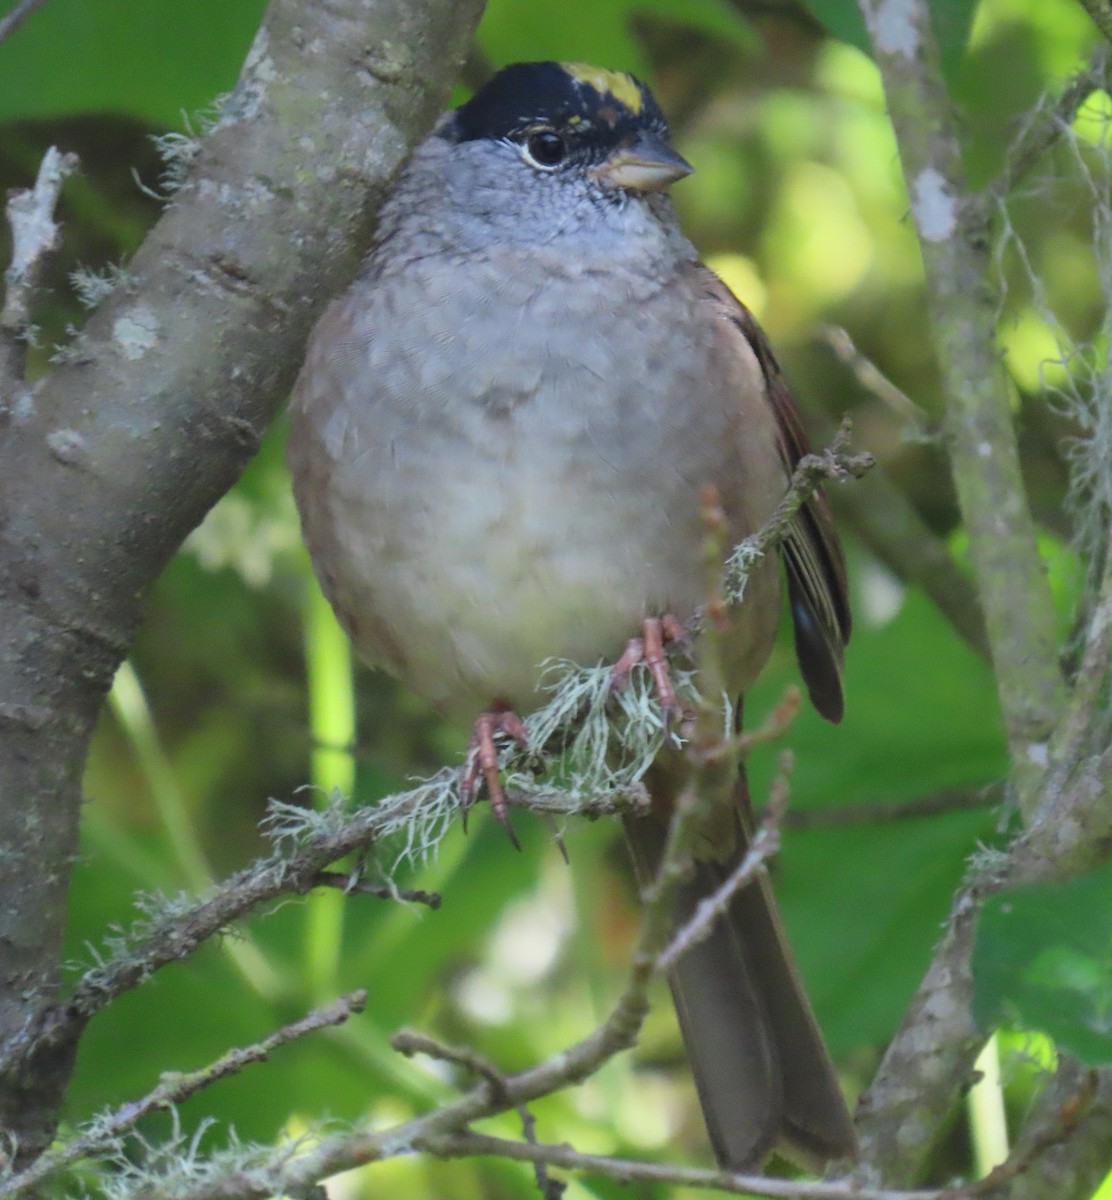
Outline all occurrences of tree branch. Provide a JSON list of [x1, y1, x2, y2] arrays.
[[724, 417, 874, 600], [0, 427, 854, 1154], [856, 731, 1112, 1180], [425, 1132, 942, 1200], [991, 46, 1111, 200], [5, 428, 870, 1198], [802, 407, 990, 661], [0, 991, 366, 1197], [0, 0, 51, 46], [310, 870, 440, 908], [87, 736, 794, 1200], [858, 0, 1065, 817], [780, 786, 999, 830], [0, 774, 458, 1091], [1006, 1059, 1112, 1200], [1078, 0, 1112, 45], [0, 145, 75, 387], [817, 325, 935, 437], [848, 4, 1103, 1180], [0, 0, 485, 1164]]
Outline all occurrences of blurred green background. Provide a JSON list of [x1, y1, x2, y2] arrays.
[[0, 0, 1106, 1194]]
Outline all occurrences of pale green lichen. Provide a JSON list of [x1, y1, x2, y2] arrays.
[[112, 308, 159, 360], [70, 262, 132, 310]]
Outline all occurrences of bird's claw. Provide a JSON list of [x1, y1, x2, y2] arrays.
[[608, 614, 692, 726], [460, 707, 529, 850]]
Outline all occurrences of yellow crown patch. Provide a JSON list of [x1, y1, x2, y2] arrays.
[[561, 63, 644, 114]]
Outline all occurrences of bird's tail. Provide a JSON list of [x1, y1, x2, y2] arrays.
[[622, 768, 856, 1169]]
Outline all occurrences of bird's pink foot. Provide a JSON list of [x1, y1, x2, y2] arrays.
[[609, 615, 692, 723], [461, 705, 529, 849]]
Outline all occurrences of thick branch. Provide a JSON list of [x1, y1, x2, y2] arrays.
[[858, 0, 1065, 814], [0, 0, 484, 1163], [849, 7, 1087, 1179]]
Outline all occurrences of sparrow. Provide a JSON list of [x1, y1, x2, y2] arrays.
[[286, 60, 855, 1169]]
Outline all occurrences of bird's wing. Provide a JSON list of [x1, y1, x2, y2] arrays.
[[698, 268, 851, 722]]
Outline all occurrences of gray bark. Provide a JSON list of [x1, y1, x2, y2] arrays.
[[0, 0, 484, 1162]]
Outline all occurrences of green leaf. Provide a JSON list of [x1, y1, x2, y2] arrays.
[[974, 860, 1112, 1065], [931, 0, 979, 74], [636, 0, 756, 51], [748, 573, 1007, 1050], [0, 0, 266, 126], [476, 0, 753, 78], [478, 0, 650, 75], [800, 0, 870, 54]]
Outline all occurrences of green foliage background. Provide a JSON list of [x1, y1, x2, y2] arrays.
[[0, 0, 1105, 1194]]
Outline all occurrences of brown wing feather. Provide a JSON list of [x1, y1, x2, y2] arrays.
[[700, 271, 851, 723]]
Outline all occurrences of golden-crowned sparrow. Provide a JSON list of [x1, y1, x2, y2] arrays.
[[287, 60, 855, 1169]]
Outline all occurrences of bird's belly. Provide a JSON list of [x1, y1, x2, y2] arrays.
[[317, 424, 712, 720], [289, 254, 784, 722]]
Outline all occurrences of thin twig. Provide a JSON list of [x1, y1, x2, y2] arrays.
[[423, 1131, 943, 1200], [822, 461, 992, 661], [311, 870, 441, 908], [965, 1064, 1097, 1198], [0, 991, 367, 1200], [392, 1030, 512, 1093], [818, 325, 935, 437], [0, 0, 51, 45], [991, 46, 1111, 200], [392, 1030, 563, 1198], [1, 146, 77, 386], [1043, 521, 1112, 815], [781, 786, 1000, 830], [724, 417, 874, 599], [516, 1102, 565, 1200], [737, 687, 802, 755]]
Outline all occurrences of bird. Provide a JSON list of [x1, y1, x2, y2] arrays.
[[286, 60, 856, 1169]]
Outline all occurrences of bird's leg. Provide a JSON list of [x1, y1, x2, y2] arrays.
[[461, 704, 528, 849], [610, 614, 692, 723]]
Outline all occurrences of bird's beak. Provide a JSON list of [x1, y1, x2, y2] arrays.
[[591, 136, 694, 193]]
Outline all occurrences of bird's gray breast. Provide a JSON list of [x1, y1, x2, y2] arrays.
[[288, 246, 754, 719]]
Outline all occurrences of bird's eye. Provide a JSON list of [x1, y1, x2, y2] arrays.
[[523, 130, 567, 169]]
